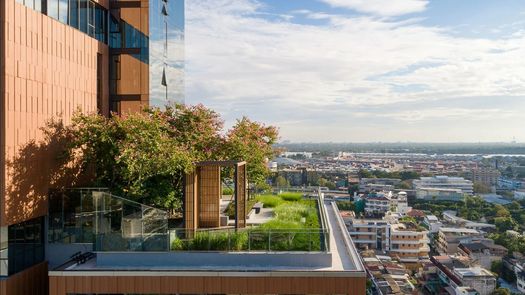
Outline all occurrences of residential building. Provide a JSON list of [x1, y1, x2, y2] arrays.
[[470, 167, 501, 187], [0, 1, 367, 294], [414, 176, 474, 195], [363, 255, 415, 295], [391, 191, 411, 215], [442, 211, 496, 232], [431, 255, 496, 295], [498, 177, 523, 190], [436, 228, 483, 255], [503, 257, 525, 293], [347, 216, 430, 264], [365, 191, 393, 216], [454, 267, 496, 295], [424, 214, 443, 233], [416, 187, 465, 202], [1, 0, 184, 293], [347, 218, 390, 251], [389, 223, 430, 264], [457, 240, 508, 269], [359, 178, 400, 193]]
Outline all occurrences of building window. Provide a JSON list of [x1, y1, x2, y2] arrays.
[[88, 1, 95, 37], [0, 227, 7, 276], [58, 0, 68, 24], [79, 0, 88, 33], [69, 0, 79, 29], [6, 217, 44, 276], [48, 0, 59, 19], [16, 0, 44, 12]]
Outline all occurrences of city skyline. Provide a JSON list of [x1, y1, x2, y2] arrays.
[[186, 0, 525, 143]]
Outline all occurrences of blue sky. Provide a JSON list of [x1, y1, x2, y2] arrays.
[[185, 0, 525, 142]]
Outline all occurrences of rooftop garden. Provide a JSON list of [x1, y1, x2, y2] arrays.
[[171, 192, 325, 252]]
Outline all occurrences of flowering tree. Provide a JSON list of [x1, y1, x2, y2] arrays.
[[223, 117, 279, 185], [65, 104, 278, 213]]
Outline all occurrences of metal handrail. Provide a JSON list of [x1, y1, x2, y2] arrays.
[[317, 192, 331, 251]]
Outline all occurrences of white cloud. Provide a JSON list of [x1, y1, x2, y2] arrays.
[[185, 0, 525, 142], [319, 0, 428, 17]]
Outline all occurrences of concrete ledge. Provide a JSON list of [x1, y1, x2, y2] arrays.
[[96, 251, 332, 268]]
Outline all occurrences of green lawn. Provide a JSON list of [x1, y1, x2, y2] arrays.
[[172, 192, 323, 251]]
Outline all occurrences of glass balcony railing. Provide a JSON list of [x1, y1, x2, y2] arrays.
[[48, 188, 169, 251], [169, 228, 328, 252], [49, 188, 329, 253]]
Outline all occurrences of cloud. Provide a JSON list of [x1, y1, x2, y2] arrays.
[[319, 0, 428, 17], [185, 0, 525, 142]]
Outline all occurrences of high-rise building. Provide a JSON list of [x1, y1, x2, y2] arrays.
[[470, 167, 501, 187], [0, 0, 184, 293], [1, 2, 367, 294]]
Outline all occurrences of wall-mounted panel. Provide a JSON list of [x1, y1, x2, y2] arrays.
[[197, 166, 221, 228], [1, 0, 109, 226], [0, 262, 48, 295], [48, 273, 367, 295]]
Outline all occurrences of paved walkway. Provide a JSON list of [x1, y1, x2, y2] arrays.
[[322, 199, 362, 271]]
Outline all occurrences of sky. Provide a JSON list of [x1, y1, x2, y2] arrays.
[[184, 0, 525, 143]]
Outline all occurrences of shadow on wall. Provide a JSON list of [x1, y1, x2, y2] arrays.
[[4, 119, 87, 225]]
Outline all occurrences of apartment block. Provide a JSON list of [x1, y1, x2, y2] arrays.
[[359, 178, 400, 194], [423, 214, 443, 233], [348, 218, 390, 251], [364, 192, 393, 216], [436, 228, 483, 255], [389, 223, 430, 264], [416, 187, 465, 202], [470, 167, 501, 187], [431, 256, 496, 295], [457, 240, 508, 269], [414, 176, 474, 195], [347, 217, 429, 264]]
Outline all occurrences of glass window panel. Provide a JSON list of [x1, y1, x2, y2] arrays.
[[69, 0, 79, 28], [34, 0, 42, 12], [47, 0, 59, 20], [58, 0, 68, 24], [25, 0, 35, 9], [95, 5, 106, 43], [79, 0, 88, 33], [88, 1, 95, 37]]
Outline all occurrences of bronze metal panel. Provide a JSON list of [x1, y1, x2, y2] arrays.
[[48, 274, 367, 294], [1, 0, 109, 226], [0, 262, 48, 295], [197, 165, 221, 228], [235, 163, 247, 228], [184, 171, 198, 233], [177, 277, 204, 294], [118, 54, 143, 94], [0, 0, 6, 230]]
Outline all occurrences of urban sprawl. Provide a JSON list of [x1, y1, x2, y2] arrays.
[[271, 150, 525, 295]]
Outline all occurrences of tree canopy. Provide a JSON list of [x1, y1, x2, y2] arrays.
[[62, 104, 278, 213]]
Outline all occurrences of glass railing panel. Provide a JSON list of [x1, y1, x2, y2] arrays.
[[168, 228, 328, 253]]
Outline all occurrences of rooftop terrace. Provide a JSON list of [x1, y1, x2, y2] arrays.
[[47, 191, 365, 275]]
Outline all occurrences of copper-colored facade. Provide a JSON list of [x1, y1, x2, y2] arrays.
[[0, 262, 48, 295], [48, 273, 366, 295], [0, 1, 367, 294], [0, 0, 109, 227], [0, 0, 184, 293]]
